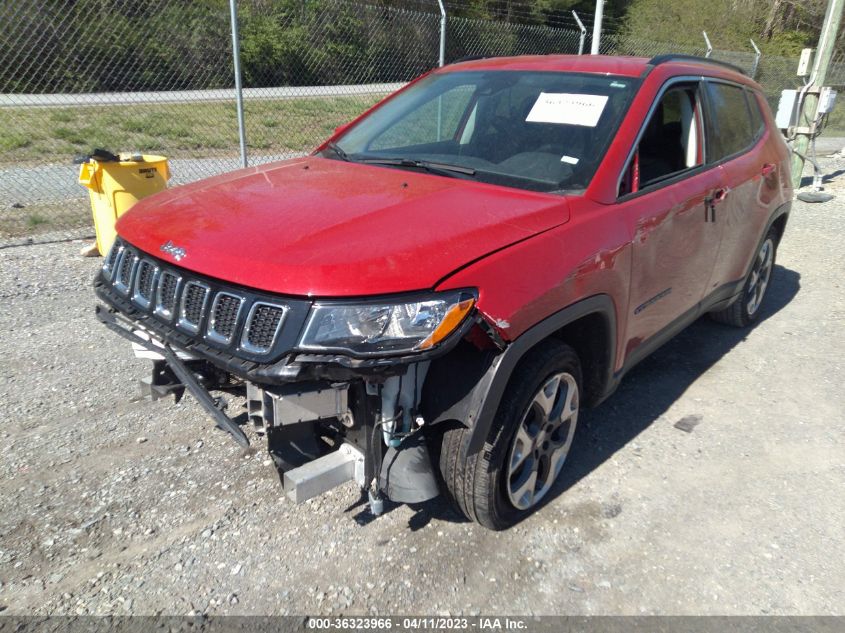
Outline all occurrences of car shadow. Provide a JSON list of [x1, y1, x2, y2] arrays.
[[409, 264, 801, 528], [800, 168, 845, 188], [548, 263, 801, 504]]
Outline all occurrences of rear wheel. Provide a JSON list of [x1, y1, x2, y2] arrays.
[[438, 340, 581, 530], [710, 229, 777, 327]]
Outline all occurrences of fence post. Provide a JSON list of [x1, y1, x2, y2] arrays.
[[750, 39, 761, 79], [437, 0, 446, 67], [590, 0, 604, 54], [702, 31, 713, 57], [572, 11, 586, 55], [229, 0, 248, 168]]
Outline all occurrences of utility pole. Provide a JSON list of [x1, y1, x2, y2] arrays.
[[790, 0, 844, 188], [591, 0, 604, 55]]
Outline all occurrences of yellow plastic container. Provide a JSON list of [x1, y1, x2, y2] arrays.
[[78, 153, 170, 255]]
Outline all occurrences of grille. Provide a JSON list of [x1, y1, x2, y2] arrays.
[[208, 293, 243, 343], [179, 282, 209, 331], [134, 261, 156, 307], [155, 271, 180, 318], [103, 243, 122, 279], [243, 303, 287, 352], [114, 249, 136, 293], [102, 239, 293, 356]]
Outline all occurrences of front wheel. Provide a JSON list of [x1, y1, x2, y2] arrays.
[[710, 229, 777, 327], [438, 340, 581, 530]]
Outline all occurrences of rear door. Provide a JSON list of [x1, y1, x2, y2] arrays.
[[703, 81, 777, 291], [616, 79, 725, 361]]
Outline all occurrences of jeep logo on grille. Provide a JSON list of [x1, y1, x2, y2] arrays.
[[160, 240, 187, 261]]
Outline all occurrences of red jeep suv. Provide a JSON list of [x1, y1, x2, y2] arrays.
[[95, 54, 792, 529]]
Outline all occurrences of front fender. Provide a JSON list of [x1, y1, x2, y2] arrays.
[[424, 295, 617, 456]]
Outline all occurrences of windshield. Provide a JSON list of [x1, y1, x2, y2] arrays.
[[326, 70, 640, 193]]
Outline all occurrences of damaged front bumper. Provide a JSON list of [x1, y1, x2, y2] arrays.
[[92, 239, 489, 512], [95, 304, 441, 509], [97, 305, 250, 447]]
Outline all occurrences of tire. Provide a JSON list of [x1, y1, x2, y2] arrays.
[[710, 228, 778, 327], [438, 340, 582, 530]]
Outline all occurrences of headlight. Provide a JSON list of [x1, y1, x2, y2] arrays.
[[298, 291, 476, 356]]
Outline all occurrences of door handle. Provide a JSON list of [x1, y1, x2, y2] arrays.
[[761, 163, 776, 176]]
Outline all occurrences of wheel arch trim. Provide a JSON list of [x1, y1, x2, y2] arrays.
[[726, 198, 792, 307], [464, 294, 617, 456]]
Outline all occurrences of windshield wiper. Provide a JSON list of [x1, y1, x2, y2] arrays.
[[358, 157, 476, 179], [323, 141, 350, 161]]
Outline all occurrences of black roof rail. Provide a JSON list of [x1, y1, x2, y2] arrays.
[[648, 54, 747, 77], [452, 54, 492, 64]]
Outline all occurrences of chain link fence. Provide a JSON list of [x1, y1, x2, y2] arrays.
[[0, 0, 805, 245], [241, 0, 439, 171], [599, 34, 803, 111], [1, 0, 238, 242], [447, 17, 585, 60]]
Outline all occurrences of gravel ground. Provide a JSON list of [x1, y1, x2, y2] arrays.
[[0, 157, 843, 617]]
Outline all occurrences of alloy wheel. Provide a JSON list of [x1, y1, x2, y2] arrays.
[[746, 238, 774, 316], [506, 371, 579, 510]]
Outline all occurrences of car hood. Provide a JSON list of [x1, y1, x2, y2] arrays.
[[116, 156, 571, 297]]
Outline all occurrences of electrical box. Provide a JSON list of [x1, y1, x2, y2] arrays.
[[818, 87, 837, 114], [797, 48, 814, 77], [775, 89, 799, 129]]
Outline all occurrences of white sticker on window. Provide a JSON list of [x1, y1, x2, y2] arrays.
[[560, 155, 579, 165], [526, 93, 609, 127]]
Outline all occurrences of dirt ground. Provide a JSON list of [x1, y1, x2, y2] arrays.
[[0, 155, 843, 617]]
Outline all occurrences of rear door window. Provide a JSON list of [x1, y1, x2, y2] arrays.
[[705, 82, 755, 162]]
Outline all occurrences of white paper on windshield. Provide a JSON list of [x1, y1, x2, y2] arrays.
[[560, 155, 579, 165], [525, 93, 609, 127]]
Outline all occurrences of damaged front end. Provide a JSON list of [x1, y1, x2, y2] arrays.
[[94, 237, 488, 514]]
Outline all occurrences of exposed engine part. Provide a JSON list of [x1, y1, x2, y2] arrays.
[[137, 347, 242, 404], [365, 381, 380, 396], [139, 360, 185, 402], [379, 432, 440, 503], [340, 411, 356, 427], [283, 442, 366, 504], [247, 381, 351, 430], [266, 422, 324, 471], [379, 361, 430, 447], [157, 344, 250, 448]]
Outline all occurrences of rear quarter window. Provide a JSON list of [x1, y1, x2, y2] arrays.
[[705, 81, 755, 162], [747, 89, 766, 137]]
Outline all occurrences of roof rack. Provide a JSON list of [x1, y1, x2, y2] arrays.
[[452, 54, 493, 64], [648, 54, 747, 76]]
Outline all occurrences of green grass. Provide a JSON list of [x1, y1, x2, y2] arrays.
[[0, 199, 91, 238], [0, 94, 382, 238], [821, 106, 845, 136], [26, 213, 49, 228], [0, 94, 382, 166], [0, 131, 30, 153]]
